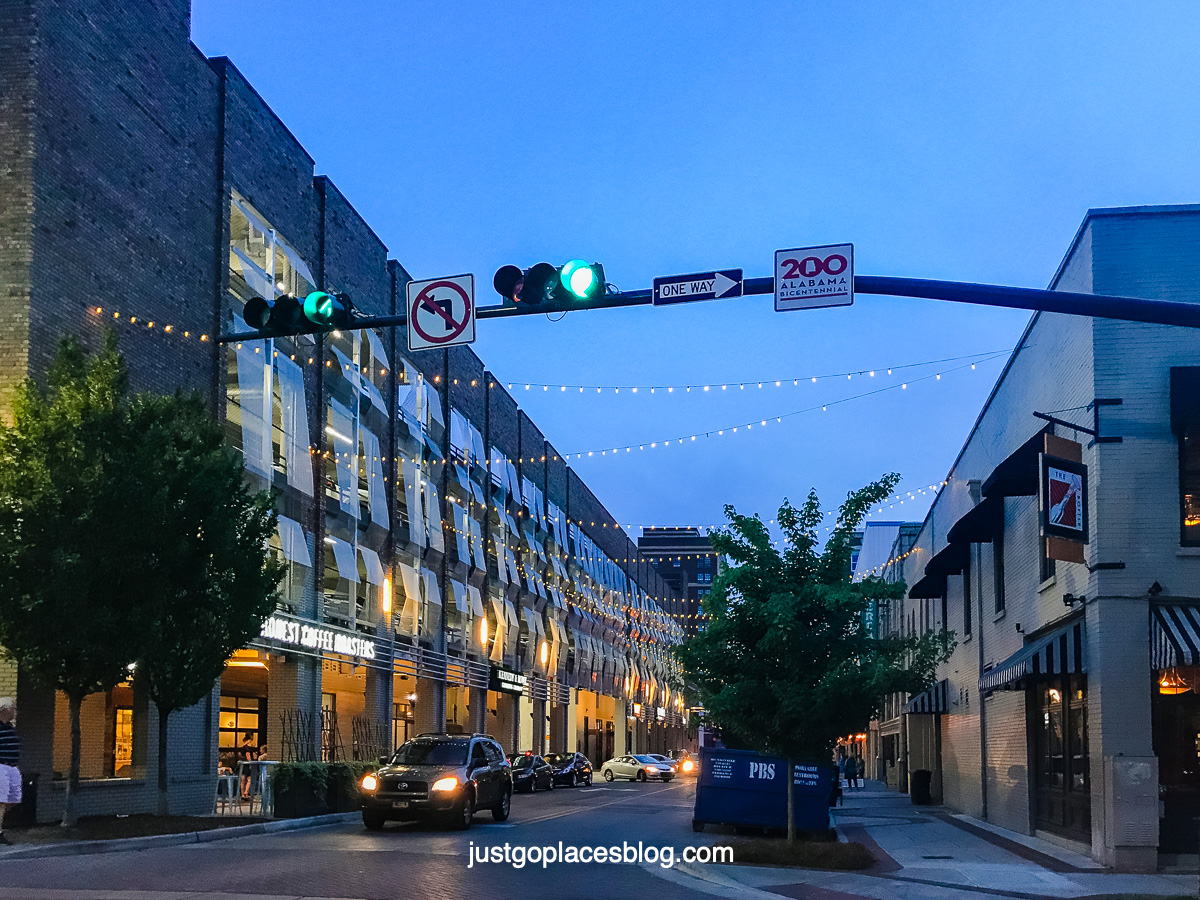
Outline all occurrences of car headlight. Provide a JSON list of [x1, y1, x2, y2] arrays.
[[361, 774, 378, 792], [431, 776, 460, 792], [645, 766, 659, 773], [682, 760, 694, 772]]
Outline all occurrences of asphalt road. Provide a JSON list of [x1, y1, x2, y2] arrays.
[[0, 778, 728, 900]]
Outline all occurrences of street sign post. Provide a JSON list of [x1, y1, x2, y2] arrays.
[[406, 274, 476, 351], [774, 243, 854, 311], [652, 269, 743, 305]]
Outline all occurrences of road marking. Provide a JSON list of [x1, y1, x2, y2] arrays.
[[512, 783, 678, 826]]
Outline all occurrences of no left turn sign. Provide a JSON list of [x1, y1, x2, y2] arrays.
[[407, 274, 476, 352]]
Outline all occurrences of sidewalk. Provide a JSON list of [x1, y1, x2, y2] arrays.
[[675, 781, 1199, 900]]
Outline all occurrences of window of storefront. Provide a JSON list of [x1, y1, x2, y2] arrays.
[[1180, 426, 1200, 545], [1031, 675, 1090, 838], [218, 696, 263, 768], [1151, 667, 1200, 852]]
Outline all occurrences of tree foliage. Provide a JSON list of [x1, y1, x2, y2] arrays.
[[676, 475, 952, 763], [0, 333, 281, 819]]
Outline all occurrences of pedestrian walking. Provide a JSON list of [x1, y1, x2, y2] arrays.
[[837, 754, 847, 787], [0, 698, 20, 845], [849, 754, 861, 789]]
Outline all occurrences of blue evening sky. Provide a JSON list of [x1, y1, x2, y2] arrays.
[[192, 1, 1200, 534]]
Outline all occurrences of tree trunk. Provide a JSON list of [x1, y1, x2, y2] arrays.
[[156, 706, 170, 816], [786, 756, 795, 845], [61, 691, 82, 827]]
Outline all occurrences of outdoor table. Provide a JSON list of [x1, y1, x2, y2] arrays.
[[237, 760, 279, 816]]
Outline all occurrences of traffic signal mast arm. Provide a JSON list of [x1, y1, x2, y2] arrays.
[[482, 274, 1200, 328], [218, 274, 1200, 342]]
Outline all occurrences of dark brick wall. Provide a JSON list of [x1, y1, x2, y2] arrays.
[[0, 0, 36, 417], [20, 1, 220, 403], [518, 410, 546, 499], [446, 346, 486, 428], [317, 177, 389, 317], [485, 377, 521, 462]]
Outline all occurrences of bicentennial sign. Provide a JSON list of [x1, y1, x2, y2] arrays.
[[652, 269, 743, 305], [406, 273, 476, 351], [774, 243, 854, 311]]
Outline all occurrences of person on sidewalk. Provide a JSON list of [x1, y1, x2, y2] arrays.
[[0, 698, 21, 846], [849, 754, 862, 789]]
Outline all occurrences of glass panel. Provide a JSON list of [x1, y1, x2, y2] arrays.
[[1184, 427, 1200, 543]]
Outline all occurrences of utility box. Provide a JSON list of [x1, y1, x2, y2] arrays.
[[692, 747, 835, 832]]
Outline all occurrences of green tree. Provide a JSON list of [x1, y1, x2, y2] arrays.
[[130, 390, 283, 815], [0, 333, 282, 821], [0, 334, 156, 824], [676, 475, 952, 842]]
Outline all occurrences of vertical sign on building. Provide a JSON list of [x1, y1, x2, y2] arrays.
[[1040, 434, 1088, 563]]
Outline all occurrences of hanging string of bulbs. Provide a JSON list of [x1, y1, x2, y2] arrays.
[[564, 353, 1007, 458], [501, 349, 1009, 394]]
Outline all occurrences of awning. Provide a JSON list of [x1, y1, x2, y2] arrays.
[[449, 580, 470, 615], [946, 496, 1002, 545], [924, 541, 968, 578], [979, 619, 1086, 692], [906, 679, 949, 714], [468, 584, 486, 617], [908, 573, 945, 599], [1152, 604, 1200, 668], [981, 427, 1051, 499]]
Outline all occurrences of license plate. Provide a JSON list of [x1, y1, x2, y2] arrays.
[[392, 801, 409, 809]]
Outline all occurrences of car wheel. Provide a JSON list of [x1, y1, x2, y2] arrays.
[[362, 810, 387, 831], [452, 792, 474, 830], [586, 773, 593, 786], [492, 788, 511, 822], [637, 771, 647, 782], [530, 778, 537, 793], [603, 769, 614, 782], [546, 777, 554, 791], [573, 772, 581, 788]]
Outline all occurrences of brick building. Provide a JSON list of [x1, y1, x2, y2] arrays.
[[873, 204, 1200, 870], [0, 0, 684, 821]]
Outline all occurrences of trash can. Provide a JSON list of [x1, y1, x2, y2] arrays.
[[911, 768, 932, 805]]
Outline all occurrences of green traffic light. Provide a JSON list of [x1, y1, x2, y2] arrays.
[[560, 260, 598, 299], [303, 290, 336, 323]]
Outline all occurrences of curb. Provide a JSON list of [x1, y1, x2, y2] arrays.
[[0, 812, 360, 860]]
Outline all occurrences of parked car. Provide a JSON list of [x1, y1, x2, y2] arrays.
[[359, 733, 511, 830], [600, 754, 675, 782], [507, 752, 555, 792], [545, 752, 594, 787]]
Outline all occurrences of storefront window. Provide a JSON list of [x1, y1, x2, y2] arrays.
[[1181, 426, 1200, 545], [1032, 675, 1089, 837]]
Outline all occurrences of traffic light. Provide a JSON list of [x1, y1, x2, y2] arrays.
[[242, 290, 353, 337], [493, 260, 607, 313]]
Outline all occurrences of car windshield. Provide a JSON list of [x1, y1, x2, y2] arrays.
[[634, 755, 663, 764], [508, 755, 535, 768], [390, 740, 469, 766], [544, 753, 568, 765]]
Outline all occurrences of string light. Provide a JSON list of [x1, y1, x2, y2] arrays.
[[564, 354, 1006, 457]]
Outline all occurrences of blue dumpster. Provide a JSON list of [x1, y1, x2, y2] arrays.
[[692, 747, 835, 832]]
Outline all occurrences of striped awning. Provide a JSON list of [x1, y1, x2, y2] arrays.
[[906, 679, 949, 714], [979, 619, 1086, 692], [1152, 604, 1200, 669]]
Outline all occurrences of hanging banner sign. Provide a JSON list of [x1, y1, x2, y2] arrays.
[[1040, 453, 1088, 544]]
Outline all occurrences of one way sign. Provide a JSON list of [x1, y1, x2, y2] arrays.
[[652, 269, 743, 306]]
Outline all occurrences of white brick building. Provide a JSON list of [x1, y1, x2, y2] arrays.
[[873, 204, 1200, 871]]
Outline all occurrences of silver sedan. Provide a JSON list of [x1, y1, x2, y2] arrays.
[[600, 754, 675, 782]]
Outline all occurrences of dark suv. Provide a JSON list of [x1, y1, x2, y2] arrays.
[[360, 733, 512, 830]]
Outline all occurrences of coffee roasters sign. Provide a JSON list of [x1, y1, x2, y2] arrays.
[[261, 615, 376, 660]]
